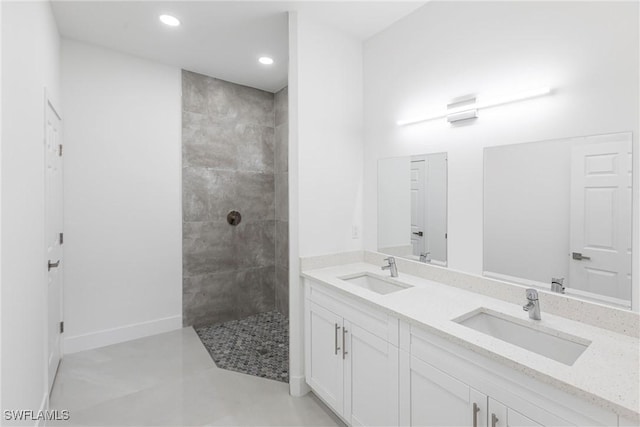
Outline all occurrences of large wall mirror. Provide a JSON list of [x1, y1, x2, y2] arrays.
[[484, 132, 633, 309], [378, 153, 448, 265]]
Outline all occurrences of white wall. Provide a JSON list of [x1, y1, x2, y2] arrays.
[[1, 0, 60, 417], [363, 2, 639, 307], [289, 11, 364, 395], [296, 15, 364, 258], [61, 40, 182, 353]]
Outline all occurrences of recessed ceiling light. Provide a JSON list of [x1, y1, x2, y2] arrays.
[[159, 14, 180, 27], [258, 56, 274, 65]]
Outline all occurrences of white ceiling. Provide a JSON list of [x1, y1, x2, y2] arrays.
[[51, 1, 425, 92]]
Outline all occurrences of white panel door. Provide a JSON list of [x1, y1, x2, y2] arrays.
[[45, 99, 64, 391], [426, 153, 448, 266], [410, 160, 426, 256], [404, 355, 483, 426], [306, 301, 344, 415], [343, 321, 399, 427], [569, 133, 632, 305]]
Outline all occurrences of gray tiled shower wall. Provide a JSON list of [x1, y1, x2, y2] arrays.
[[274, 87, 289, 317], [182, 70, 289, 327]]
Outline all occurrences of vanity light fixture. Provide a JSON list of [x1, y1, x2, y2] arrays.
[[159, 14, 181, 27], [397, 87, 552, 126], [258, 56, 274, 65]]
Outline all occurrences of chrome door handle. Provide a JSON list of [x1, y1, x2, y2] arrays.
[[491, 413, 499, 427], [48, 260, 60, 271], [472, 403, 480, 427], [412, 231, 423, 236], [342, 327, 348, 359], [334, 323, 341, 355], [572, 252, 591, 260]]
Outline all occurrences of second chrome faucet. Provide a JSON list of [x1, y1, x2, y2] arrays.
[[523, 288, 541, 320], [381, 257, 399, 278]]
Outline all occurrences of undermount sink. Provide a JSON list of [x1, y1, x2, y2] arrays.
[[340, 273, 412, 295], [455, 309, 591, 365]]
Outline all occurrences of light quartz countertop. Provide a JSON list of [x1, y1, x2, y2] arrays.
[[302, 262, 640, 422]]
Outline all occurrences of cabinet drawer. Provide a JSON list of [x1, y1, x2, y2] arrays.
[[305, 278, 399, 346]]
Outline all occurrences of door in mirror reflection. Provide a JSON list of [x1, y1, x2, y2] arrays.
[[569, 136, 632, 304], [378, 153, 447, 266], [484, 132, 633, 309]]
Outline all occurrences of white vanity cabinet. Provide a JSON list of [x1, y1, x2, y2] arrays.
[[305, 279, 400, 426], [403, 323, 619, 427], [303, 276, 624, 427]]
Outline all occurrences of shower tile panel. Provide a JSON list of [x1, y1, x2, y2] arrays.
[[184, 266, 276, 327], [275, 220, 289, 269], [234, 220, 276, 269], [234, 172, 275, 220], [275, 87, 288, 128], [182, 70, 210, 114], [183, 220, 275, 276], [183, 114, 275, 173], [275, 173, 288, 222], [183, 221, 237, 275], [275, 267, 289, 316], [182, 168, 274, 223], [183, 70, 274, 127], [236, 125, 275, 173], [274, 124, 288, 174], [183, 168, 234, 222]]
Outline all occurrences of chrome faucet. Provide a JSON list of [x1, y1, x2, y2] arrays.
[[419, 252, 431, 263], [523, 288, 541, 320], [551, 277, 565, 294], [381, 257, 398, 278]]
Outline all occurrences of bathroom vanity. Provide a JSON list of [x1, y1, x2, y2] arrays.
[[302, 254, 639, 427]]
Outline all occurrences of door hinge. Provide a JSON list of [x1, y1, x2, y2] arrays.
[[59, 321, 64, 334], [59, 232, 64, 245], [58, 144, 63, 156], [445, 233, 448, 239]]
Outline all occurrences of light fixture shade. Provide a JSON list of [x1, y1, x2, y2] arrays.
[[397, 86, 552, 126], [447, 109, 478, 123]]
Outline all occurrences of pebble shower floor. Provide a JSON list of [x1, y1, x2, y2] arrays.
[[195, 311, 289, 383]]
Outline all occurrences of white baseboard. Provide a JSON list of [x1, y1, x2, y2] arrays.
[[63, 315, 182, 354], [289, 375, 310, 397]]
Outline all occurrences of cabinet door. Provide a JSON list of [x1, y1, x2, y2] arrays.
[[306, 301, 344, 415], [402, 354, 487, 426], [343, 322, 399, 426], [488, 398, 546, 427]]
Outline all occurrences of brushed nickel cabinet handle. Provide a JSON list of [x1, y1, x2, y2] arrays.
[[473, 403, 480, 427], [342, 327, 348, 359], [334, 323, 340, 355], [491, 413, 499, 427]]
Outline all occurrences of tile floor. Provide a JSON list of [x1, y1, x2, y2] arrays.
[[196, 311, 289, 383], [49, 327, 341, 426]]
